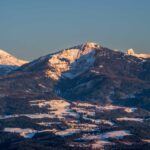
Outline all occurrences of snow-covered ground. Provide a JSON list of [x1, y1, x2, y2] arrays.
[[116, 117, 144, 122], [0, 113, 55, 119], [37, 121, 61, 126], [4, 128, 37, 138], [77, 130, 131, 149], [83, 116, 114, 126], [82, 130, 131, 140], [0, 100, 137, 121], [91, 140, 113, 149], [55, 128, 80, 136], [0, 49, 27, 66], [1, 99, 144, 147], [30, 100, 78, 119], [73, 102, 137, 113]]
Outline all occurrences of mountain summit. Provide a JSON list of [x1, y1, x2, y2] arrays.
[[0, 49, 27, 66], [0, 49, 28, 75], [16, 42, 101, 80]]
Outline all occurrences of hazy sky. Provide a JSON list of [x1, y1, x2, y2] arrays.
[[0, 0, 150, 60]]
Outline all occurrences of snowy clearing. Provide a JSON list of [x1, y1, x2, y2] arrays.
[[4, 128, 37, 138], [82, 130, 131, 140], [116, 117, 144, 122]]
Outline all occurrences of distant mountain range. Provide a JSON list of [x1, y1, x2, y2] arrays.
[[0, 43, 150, 150]]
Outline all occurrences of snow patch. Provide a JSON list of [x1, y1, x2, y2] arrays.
[[116, 117, 144, 122], [82, 130, 131, 140], [30, 100, 78, 118], [4, 128, 37, 138], [0, 49, 27, 66], [55, 128, 80, 136], [91, 140, 113, 149]]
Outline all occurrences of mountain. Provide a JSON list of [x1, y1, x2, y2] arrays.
[[1, 42, 150, 103], [0, 42, 150, 150], [0, 49, 28, 75]]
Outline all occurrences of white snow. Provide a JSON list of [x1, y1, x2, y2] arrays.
[[142, 139, 150, 143], [69, 122, 98, 132], [134, 53, 150, 59], [44, 43, 98, 80], [0, 114, 55, 119], [24, 114, 55, 119], [82, 130, 131, 140], [99, 65, 103, 68], [30, 100, 78, 118], [116, 117, 144, 122], [83, 116, 114, 126], [102, 105, 123, 110], [0, 114, 20, 119], [0, 49, 27, 66], [37, 122, 61, 126], [38, 84, 46, 88], [55, 128, 80, 136], [0, 100, 141, 143], [74, 102, 136, 113], [3, 128, 60, 138], [63, 50, 96, 79], [90, 69, 99, 74], [127, 48, 150, 59], [73, 102, 95, 107], [96, 105, 137, 113], [91, 140, 113, 149], [4, 128, 37, 138]]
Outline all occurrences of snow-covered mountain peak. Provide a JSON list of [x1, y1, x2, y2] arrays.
[[45, 43, 96, 79], [65, 42, 101, 55], [127, 48, 150, 59], [0, 49, 28, 66], [0, 49, 28, 75], [20, 43, 99, 80], [47, 42, 100, 67], [127, 48, 135, 55], [0, 49, 12, 57], [80, 42, 101, 54]]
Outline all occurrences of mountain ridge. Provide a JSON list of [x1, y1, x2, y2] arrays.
[[0, 49, 28, 66], [0, 49, 28, 75], [0, 42, 150, 103]]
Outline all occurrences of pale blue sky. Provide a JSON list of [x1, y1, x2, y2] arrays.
[[0, 0, 150, 60]]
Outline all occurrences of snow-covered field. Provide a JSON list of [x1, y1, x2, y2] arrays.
[[73, 102, 137, 113], [30, 100, 78, 118], [1, 99, 145, 149]]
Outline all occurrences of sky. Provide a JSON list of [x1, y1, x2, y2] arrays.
[[0, 0, 150, 60]]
